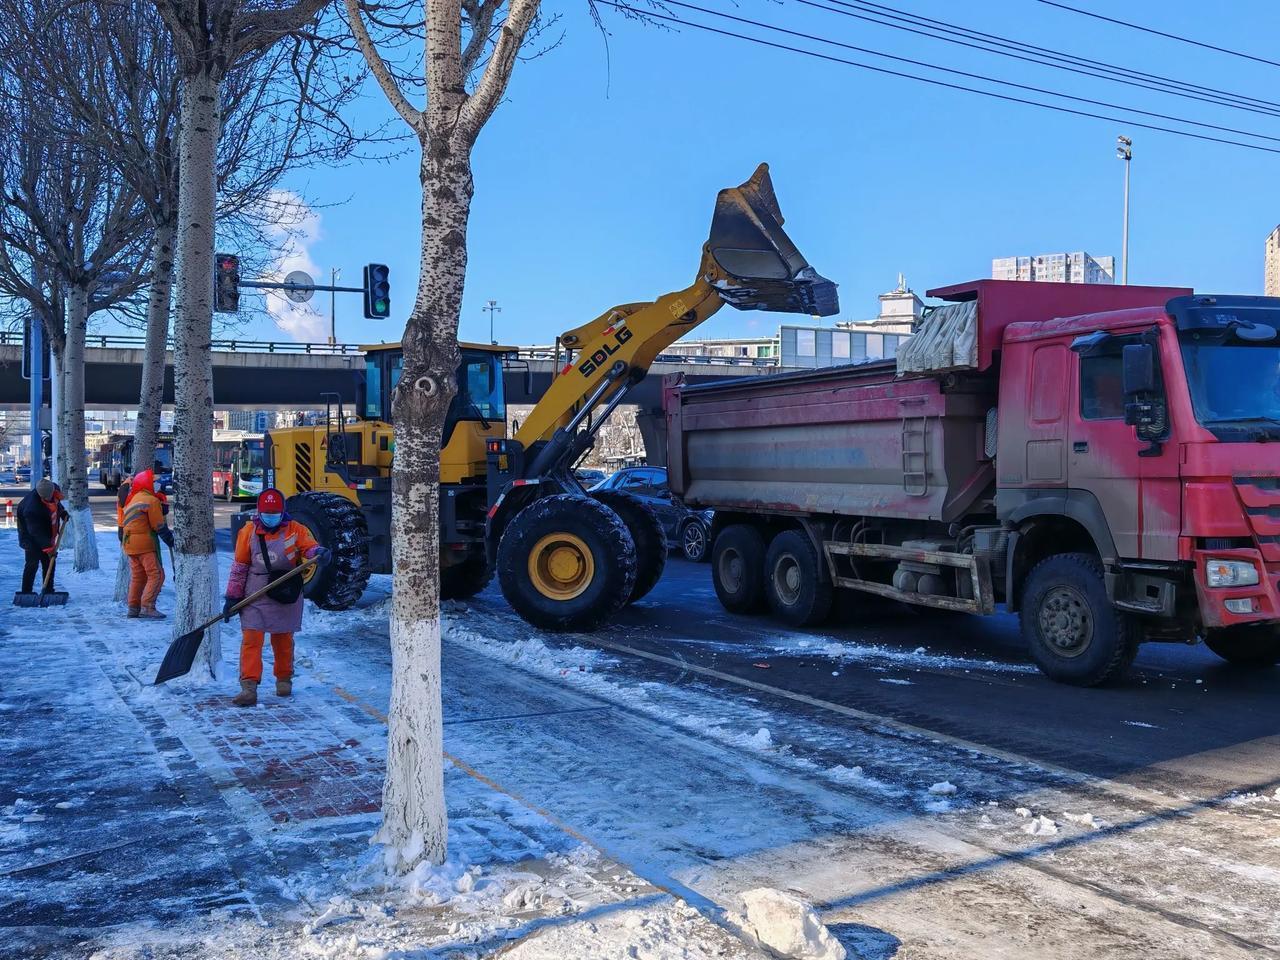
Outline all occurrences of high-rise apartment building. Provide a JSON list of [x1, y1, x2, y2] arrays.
[[992, 251, 1115, 284], [1265, 226, 1280, 297]]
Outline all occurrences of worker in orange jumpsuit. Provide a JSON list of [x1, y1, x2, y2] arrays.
[[120, 469, 174, 618], [221, 489, 329, 706]]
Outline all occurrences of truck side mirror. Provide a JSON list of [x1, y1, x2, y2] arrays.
[[1122, 343, 1155, 396]]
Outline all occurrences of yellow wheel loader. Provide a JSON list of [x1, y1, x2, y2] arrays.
[[246, 163, 837, 631]]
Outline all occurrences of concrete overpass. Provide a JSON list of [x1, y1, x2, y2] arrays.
[[0, 332, 788, 412]]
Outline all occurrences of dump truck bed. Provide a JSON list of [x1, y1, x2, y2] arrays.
[[664, 360, 996, 524]]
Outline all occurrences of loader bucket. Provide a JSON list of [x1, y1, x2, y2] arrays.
[[704, 163, 839, 316]]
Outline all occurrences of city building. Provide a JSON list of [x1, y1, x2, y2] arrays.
[[781, 275, 916, 368], [1266, 225, 1280, 297], [992, 251, 1115, 284], [662, 335, 779, 361]]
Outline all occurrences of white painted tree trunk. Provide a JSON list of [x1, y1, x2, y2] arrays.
[[50, 342, 65, 489], [64, 284, 99, 572], [170, 71, 222, 674], [117, 222, 175, 601], [376, 152, 473, 870]]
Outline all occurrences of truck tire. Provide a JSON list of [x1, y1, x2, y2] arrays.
[[498, 494, 637, 631], [441, 555, 492, 601], [764, 529, 833, 626], [592, 490, 667, 603], [712, 525, 767, 614], [286, 492, 371, 611], [1020, 553, 1138, 686], [1203, 625, 1280, 667]]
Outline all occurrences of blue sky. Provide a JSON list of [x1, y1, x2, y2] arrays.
[[233, 0, 1280, 346]]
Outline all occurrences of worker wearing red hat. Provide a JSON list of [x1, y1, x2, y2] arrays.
[[222, 488, 330, 707], [120, 469, 174, 618]]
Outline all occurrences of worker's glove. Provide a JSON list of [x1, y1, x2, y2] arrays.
[[42, 545, 55, 555], [313, 547, 333, 565], [158, 527, 175, 548], [222, 596, 239, 623], [57, 506, 69, 522]]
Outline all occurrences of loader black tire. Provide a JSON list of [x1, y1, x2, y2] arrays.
[[712, 524, 767, 614], [441, 555, 492, 601], [286, 492, 371, 611], [764, 529, 833, 627], [1020, 553, 1138, 686], [1203, 625, 1280, 668], [591, 490, 667, 604], [498, 494, 637, 632]]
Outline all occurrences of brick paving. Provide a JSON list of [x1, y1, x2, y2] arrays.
[[188, 695, 385, 823]]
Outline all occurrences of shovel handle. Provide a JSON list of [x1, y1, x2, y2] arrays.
[[188, 554, 321, 637], [41, 519, 68, 592]]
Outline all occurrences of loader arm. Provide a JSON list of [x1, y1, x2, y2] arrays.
[[513, 163, 839, 451]]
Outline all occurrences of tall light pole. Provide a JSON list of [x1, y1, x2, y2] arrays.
[[1117, 135, 1132, 285], [329, 267, 340, 345], [484, 299, 502, 344]]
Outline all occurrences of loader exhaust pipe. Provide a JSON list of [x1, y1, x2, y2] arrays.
[[703, 163, 839, 317]]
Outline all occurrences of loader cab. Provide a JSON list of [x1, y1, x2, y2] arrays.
[[362, 341, 512, 483]]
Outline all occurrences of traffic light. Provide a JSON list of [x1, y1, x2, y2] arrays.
[[214, 253, 240, 313], [363, 263, 390, 319]]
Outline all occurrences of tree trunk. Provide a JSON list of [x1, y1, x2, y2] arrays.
[[49, 339, 66, 489], [118, 221, 176, 600], [376, 150, 472, 870], [64, 284, 99, 571], [170, 70, 222, 673]]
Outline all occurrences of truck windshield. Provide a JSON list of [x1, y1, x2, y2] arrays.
[[1181, 341, 1280, 438]]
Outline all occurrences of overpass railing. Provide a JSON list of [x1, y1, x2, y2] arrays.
[[0, 329, 779, 366]]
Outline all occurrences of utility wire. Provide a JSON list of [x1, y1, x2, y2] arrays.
[[1035, 0, 1280, 71], [630, 0, 1279, 144], [601, 1, 1280, 156], [814, 0, 1280, 118]]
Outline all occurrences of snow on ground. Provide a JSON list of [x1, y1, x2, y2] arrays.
[[5, 529, 1280, 959]]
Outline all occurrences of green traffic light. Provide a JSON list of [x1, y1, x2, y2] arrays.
[[374, 299, 388, 314]]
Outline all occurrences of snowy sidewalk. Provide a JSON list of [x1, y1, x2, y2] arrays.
[[0, 531, 761, 960]]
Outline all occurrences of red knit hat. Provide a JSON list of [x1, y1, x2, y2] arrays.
[[257, 488, 285, 513]]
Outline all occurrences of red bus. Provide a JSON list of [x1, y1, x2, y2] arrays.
[[212, 432, 265, 500]]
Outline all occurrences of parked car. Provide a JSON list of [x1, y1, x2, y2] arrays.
[[591, 466, 712, 562], [574, 468, 607, 487], [15, 466, 31, 485]]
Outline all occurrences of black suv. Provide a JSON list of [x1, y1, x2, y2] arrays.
[[590, 467, 712, 562]]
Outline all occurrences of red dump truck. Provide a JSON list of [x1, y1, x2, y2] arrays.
[[664, 279, 1280, 685]]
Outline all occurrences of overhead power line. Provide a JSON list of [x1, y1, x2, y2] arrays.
[[601, 1, 1280, 156], [1036, 0, 1280, 71], [809, 0, 1280, 118]]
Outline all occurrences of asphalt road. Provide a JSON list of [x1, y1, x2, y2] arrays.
[[466, 554, 1280, 801]]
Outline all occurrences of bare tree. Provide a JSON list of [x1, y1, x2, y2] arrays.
[[345, 0, 544, 869], [0, 11, 152, 569], [146, 0, 358, 669]]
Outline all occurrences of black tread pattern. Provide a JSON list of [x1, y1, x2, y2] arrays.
[[764, 529, 833, 627], [498, 494, 636, 632], [592, 490, 667, 604], [287, 492, 371, 611], [712, 524, 768, 614], [1020, 552, 1137, 687]]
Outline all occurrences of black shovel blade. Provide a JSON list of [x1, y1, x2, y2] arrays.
[[12, 592, 40, 608], [39, 591, 69, 607], [154, 628, 205, 685]]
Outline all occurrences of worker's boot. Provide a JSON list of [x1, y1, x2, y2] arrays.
[[276, 678, 292, 698], [139, 606, 166, 620], [126, 606, 141, 618], [232, 680, 258, 707]]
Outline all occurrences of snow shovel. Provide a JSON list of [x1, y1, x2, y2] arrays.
[[154, 555, 319, 685], [13, 521, 70, 608]]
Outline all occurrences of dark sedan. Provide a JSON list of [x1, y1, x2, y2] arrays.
[[591, 466, 712, 561]]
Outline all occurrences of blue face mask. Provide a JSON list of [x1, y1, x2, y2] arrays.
[[260, 512, 283, 529]]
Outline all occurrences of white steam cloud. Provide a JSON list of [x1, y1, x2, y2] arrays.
[[263, 189, 329, 342]]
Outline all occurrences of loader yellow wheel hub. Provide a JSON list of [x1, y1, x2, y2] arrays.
[[529, 533, 594, 600]]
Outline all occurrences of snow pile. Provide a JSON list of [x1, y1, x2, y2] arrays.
[[740, 888, 846, 960], [927, 781, 957, 796], [1062, 812, 1102, 830], [1022, 815, 1059, 837]]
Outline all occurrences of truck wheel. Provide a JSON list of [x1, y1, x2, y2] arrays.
[[441, 555, 492, 601], [765, 529, 833, 626], [286, 492, 371, 611], [1203, 626, 1280, 667], [712, 525, 767, 614], [1020, 553, 1138, 686], [498, 494, 637, 631], [591, 490, 667, 603]]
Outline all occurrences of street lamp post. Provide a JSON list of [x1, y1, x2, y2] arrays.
[[484, 299, 502, 345], [329, 267, 340, 346], [1117, 135, 1132, 285]]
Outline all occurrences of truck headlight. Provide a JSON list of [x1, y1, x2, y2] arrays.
[[1205, 558, 1260, 587]]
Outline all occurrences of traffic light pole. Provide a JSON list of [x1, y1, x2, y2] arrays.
[[239, 280, 366, 294]]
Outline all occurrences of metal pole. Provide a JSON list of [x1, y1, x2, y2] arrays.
[[485, 299, 501, 344], [1117, 135, 1132, 285], [29, 316, 43, 484], [330, 267, 339, 346]]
